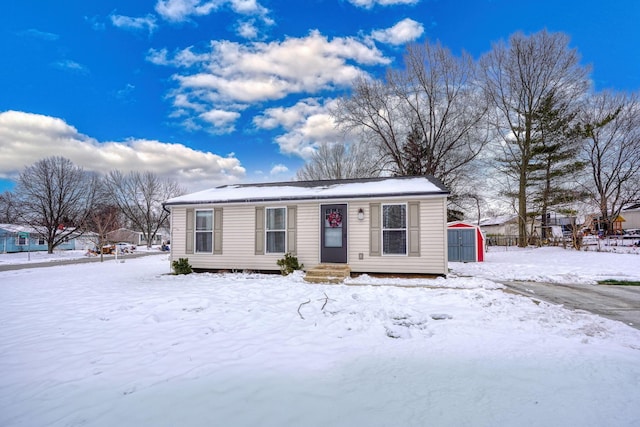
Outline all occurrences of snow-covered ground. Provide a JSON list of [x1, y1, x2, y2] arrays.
[[451, 245, 640, 285], [1, 248, 639, 426], [0, 246, 163, 265]]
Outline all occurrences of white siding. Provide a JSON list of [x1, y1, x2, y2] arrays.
[[347, 198, 447, 275], [623, 210, 640, 229], [169, 195, 448, 275]]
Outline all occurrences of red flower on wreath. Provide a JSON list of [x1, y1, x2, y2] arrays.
[[328, 211, 342, 228]]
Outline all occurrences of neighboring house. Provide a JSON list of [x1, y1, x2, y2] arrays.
[[533, 211, 577, 238], [163, 176, 450, 276], [74, 232, 99, 251], [0, 224, 75, 253], [622, 204, 640, 230], [479, 215, 519, 237], [106, 228, 165, 247]]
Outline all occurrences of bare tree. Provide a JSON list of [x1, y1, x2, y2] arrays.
[[333, 40, 490, 194], [15, 156, 99, 253], [106, 171, 184, 248], [0, 191, 19, 223], [479, 30, 590, 246], [85, 179, 123, 261], [296, 141, 381, 180], [577, 91, 640, 234]]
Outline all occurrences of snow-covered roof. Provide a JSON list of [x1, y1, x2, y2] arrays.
[[0, 224, 39, 234], [478, 215, 518, 226], [165, 176, 449, 206]]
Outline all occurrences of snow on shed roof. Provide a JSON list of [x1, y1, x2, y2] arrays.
[[165, 176, 449, 206]]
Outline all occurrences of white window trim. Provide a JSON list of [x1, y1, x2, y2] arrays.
[[265, 207, 287, 254], [194, 209, 214, 254], [382, 203, 407, 256]]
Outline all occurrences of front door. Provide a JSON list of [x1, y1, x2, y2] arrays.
[[321, 204, 347, 263]]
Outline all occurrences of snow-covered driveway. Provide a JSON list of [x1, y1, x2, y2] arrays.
[[503, 280, 640, 329]]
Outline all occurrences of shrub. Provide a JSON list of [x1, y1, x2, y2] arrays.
[[277, 253, 303, 275], [172, 258, 193, 275]]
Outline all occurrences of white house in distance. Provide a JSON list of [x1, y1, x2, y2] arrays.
[[163, 176, 450, 276], [622, 204, 640, 230]]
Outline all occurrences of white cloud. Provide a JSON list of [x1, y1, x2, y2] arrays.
[[85, 16, 106, 31], [0, 111, 245, 191], [371, 18, 424, 45], [19, 29, 59, 41], [114, 83, 136, 102], [52, 60, 89, 74], [146, 48, 170, 65], [254, 98, 344, 158], [269, 164, 288, 175], [150, 30, 389, 133], [155, 0, 269, 22], [348, 0, 420, 8], [199, 109, 241, 132], [110, 14, 158, 35], [236, 20, 258, 39], [155, 0, 219, 22]]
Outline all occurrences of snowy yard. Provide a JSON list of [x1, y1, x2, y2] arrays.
[[1, 248, 640, 426]]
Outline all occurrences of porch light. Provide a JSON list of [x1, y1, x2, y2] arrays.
[[357, 208, 365, 221]]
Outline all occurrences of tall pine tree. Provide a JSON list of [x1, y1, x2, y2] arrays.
[[529, 92, 586, 239]]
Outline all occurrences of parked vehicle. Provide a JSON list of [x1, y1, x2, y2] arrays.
[[115, 242, 136, 253]]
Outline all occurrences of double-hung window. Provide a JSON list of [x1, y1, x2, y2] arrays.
[[266, 207, 286, 253], [195, 210, 213, 253], [382, 204, 407, 255]]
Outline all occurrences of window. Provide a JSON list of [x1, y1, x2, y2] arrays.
[[17, 235, 27, 246], [266, 207, 286, 253], [38, 237, 45, 245], [382, 204, 407, 255], [195, 210, 213, 253]]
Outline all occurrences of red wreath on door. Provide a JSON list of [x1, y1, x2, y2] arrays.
[[327, 211, 342, 228]]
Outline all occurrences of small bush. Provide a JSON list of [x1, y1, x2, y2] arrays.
[[172, 258, 193, 275], [277, 253, 303, 275]]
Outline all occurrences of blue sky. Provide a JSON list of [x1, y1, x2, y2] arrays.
[[1, 0, 639, 193]]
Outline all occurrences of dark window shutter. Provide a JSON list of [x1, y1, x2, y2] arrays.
[[408, 201, 420, 256], [213, 208, 223, 255], [185, 208, 194, 254], [255, 206, 265, 255], [287, 205, 297, 255], [369, 203, 381, 256]]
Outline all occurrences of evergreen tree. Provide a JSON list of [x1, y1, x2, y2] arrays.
[[528, 92, 586, 239], [401, 122, 427, 176]]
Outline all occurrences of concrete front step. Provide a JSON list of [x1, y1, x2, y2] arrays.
[[304, 264, 351, 284]]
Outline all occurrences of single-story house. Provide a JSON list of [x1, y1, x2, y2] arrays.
[[0, 224, 76, 253], [106, 228, 165, 247], [479, 215, 520, 237], [622, 204, 640, 230], [163, 176, 450, 276]]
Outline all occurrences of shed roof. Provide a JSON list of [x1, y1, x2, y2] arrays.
[[165, 176, 449, 206]]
